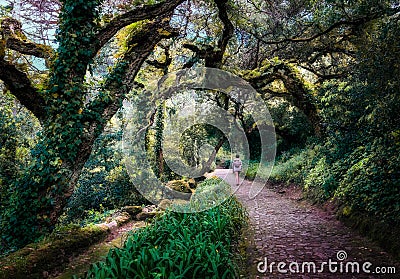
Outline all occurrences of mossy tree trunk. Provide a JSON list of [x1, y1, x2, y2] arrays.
[[154, 103, 166, 178]]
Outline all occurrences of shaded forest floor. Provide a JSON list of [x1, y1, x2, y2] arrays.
[[49, 220, 147, 279], [209, 169, 399, 279]]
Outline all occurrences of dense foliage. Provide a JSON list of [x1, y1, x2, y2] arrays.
[[0, 92, 40, 253], [64, 126, 149, 223], [0, 0, 399, 262]]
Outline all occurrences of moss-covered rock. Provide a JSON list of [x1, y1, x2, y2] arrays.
[[158, 199, 172, 209], [121, 205, 142, 217], [136, 211, 157, 221], [114, 211, 131, 226], [0, 225, 109, 279], [166, 180, 192, 193]]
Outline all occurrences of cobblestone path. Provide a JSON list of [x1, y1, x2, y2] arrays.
[[212, 169, 399, 279]]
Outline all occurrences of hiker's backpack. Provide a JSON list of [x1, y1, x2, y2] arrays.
[[233, 159, 242, 170]]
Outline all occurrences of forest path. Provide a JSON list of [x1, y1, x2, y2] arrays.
[[211, 169, 399, 279], [50, 220, 146, 279]]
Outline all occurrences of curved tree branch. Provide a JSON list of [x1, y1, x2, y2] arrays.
[[183, 0, 234, 68], [5, 38, 54, 59], [87, 17, 179, 125], [245, 61, 322, 134], [74, 17, 179, 197], [94, 0, 184, 53], [299, 64, 347, 82], [146, 45, 173, 75], [1, 17, 54, 59], [211, 0, 234, 67], [0, 59, 46, 120]]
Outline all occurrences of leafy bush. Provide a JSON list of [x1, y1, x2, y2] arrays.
[[268, 100, 313, 153], [64, 128, 148, 223], [245, 161, 274, 181], [0, 92, 39, 188], [223, 159, 231, 169], [304, 157, 337, 203], [188, 176, 233, 211], [0, 92, 40, 255], [80, 179, 248, 279], [268, 135, 400, 225], [336, 140, 400, 224], [260, 142, 338, 203], [245, 161, 258, 180], [268, 147, 313, 184], [65, 165, 148, 222]]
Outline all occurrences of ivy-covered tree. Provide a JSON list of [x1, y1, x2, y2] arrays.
[[0, 0, 184, 248], [154, 103, 166, 178]]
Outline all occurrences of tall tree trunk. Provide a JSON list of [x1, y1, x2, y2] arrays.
[[200, 136, 226, 174], [154, 103, 166, 178]]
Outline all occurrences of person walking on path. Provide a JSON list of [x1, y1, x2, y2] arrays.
[[232, 154, 242, 186]]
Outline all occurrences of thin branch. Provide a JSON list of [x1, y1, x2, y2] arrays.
[[258, 88, 291, 99], [307, 46, 356, 64], [299, 64, 347, 82], [146, 45, 173, 75], [249, 7, 400, 45]]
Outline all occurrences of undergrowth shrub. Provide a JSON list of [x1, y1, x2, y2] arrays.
[[65, 166, 148, 223], [245, 161, 259, 180], [64, 128, 148, 222], [80, 179, 248, 279], [266, 137, 400, 226], [304, 157, 337, 203], [0, 93, 40, 255], [188, 176, 233, 211], [336, 140, 400, 224], [268, 147, 315, 184], [245, 161, 275, 181]]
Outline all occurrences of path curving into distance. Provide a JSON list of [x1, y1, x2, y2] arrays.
[[212, 169, 399, 279]]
